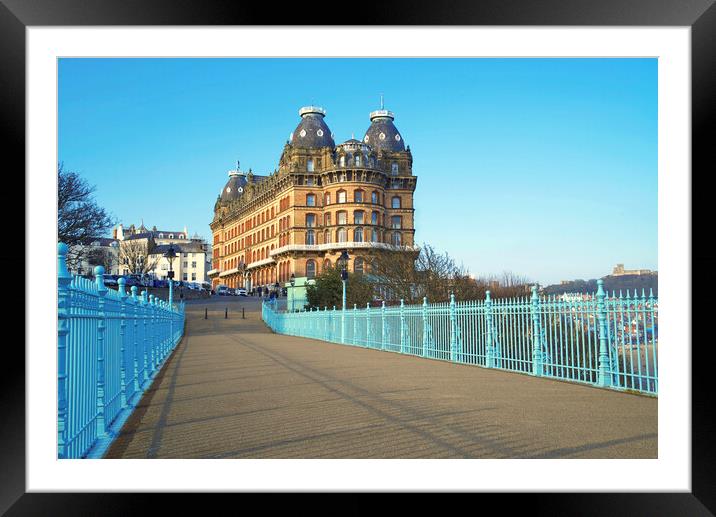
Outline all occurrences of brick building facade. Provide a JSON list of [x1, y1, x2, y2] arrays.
[[208, 104, 418, 293]]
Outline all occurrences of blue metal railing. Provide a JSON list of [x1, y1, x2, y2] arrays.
[[57, 243, 185, 458], [262, 281, 658, 396]]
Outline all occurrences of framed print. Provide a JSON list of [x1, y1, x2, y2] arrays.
[[4, 0, 715, 513]]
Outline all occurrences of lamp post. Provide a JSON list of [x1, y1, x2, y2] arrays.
[[338, 250, 349, 344], [164, 243, 177, 307], [290, 273, 295, 312]]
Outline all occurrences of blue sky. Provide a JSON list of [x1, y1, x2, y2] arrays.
[[58, 58, 657, 285]]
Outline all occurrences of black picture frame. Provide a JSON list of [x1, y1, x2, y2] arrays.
[[4, 0, 714, 513]]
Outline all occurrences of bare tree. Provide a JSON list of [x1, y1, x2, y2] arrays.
[[85, 247, 117, 275], [118, 238, 159, 275], [58, 163, 115, 269]]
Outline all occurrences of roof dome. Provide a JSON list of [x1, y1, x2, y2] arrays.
[[289, 106, 335, 149], [220, 169, 249, 202], [363, 108, 405, 153]]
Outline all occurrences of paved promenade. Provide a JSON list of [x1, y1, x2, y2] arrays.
[[106, 297, 657, 459]]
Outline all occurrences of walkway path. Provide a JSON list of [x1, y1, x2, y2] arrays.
[[106, 297, 657, 459]]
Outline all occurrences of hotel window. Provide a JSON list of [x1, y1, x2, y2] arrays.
[[355, 154, 361, 167], [307, 159, 314, 172], [337, 228, 347, 243], [337, 190, 346, 203], [306, 214, 316, 228], [339, 172, 347, 182], [391, 162, 399, 176], [337, 211, 347, 225], [324, 213, 331, 226], [339, 155, 345, 167], [306, 194, 316, 206], [324, 193, 331, 205], [354, 257, 364, 274], [306, 260, 316, 279], [354, 228, 364, 242], [371, 191, 378, 204], [354, 190, 363, 203], [354, 211, 364, 225], [392, 196, 401, 209], [324, 230, 332, 243], [192, 261, 197, 268], [391, 216, 402, 229], [306, 176, 314, 186], [392, 232, 402, 246], [371, 228, 379, 242], [306, 230, 315, 245], [371, 211, 378, 225]]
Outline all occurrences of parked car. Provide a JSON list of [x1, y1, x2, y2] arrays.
[[102, 274, 119, 286], [123, 275, 142, 287], [236, 288, 247, 296], [216, 285, 229, 296], [186, 282, 200, 291], [227, 287, 236, 296], [200, 282, 212, 292]]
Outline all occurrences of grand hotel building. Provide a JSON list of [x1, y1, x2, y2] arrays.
[[208, 104, 418, 292]]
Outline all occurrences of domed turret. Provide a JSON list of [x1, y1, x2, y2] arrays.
[[220, 167, 249, 202], [363, 101, 405, 153], [289, 106, 335, 149]]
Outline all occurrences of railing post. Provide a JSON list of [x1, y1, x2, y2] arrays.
[[94, 266, 108, 438], [131, 286, 140, 394], [118, 277, 128, 409], [485, 290, 495, 368], [57, 243, 72, 458], [149, 294, 156, 371], [596, 279, 612, 387], [530, 286, 544, 376], [381, 301, 387, 350], [366, 302, 371, 348], [422, 297, 429, 358], [399, 299, 406, 354], [449, 293, 457, 362], [353, 304, 358, 345], [141, 291, 149, 383]]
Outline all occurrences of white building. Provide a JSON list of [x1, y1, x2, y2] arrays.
[[69, 237, 120, 277], [113, 223, 210, 282]]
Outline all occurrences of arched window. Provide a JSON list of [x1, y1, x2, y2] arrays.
[[371, 191, 378, 204], [391, 215, 402, 229], [306, 230, 315, 245], [337, 228, 347, 243], [354, 257, 364, 274], [324, 230, 332, 243], [371, 228, 379, 242], [307, 158, 314, 172], [392, 196, 401, 209], [371, 211, 379, 225], [354, 211, 364, 225], [392, 232, 402, 246], [339, 155, 345, 167], [306, 213, 316, 228], [337, 211, 347, 225], [306, 193, 316, 207], [354, 189, 364, 203], [306, 260, 316, 279], [391, 162, 399, 176], [324, 193, 331, 205], [337, 190, 346, 203], [354, 227, 364, 242], [324, 213, 331, 226], [355, 154, 361, 167]]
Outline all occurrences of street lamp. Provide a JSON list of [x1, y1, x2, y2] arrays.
[[338, 250, 349, 311], [338, 250, 349, 344], [290, 273, 296, 312], [164, 243, 177, 306]]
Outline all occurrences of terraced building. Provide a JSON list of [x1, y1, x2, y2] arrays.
[[208, 104, 418, 293]]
